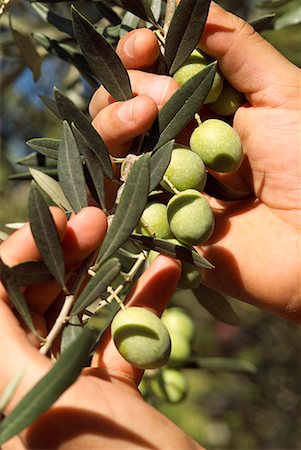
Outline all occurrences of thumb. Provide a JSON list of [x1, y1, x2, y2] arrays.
[[199, 2, 300, 106]]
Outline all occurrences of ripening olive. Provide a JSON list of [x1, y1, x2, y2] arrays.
[[162, 307, 196, 343], [173, 49, 224, 104], [151, 368, 188, 403], [167, 189, 214, 246], [160, 145, 207, 193], [111, 307, 171, 370], [209, 80, 244, 116], [135, 202, 174, 239], [190, 119, 243, 173]]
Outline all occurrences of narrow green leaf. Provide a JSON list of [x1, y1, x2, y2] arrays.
[[147, 63, 217, 150], [120, 11, 140, 37], [54, 88, 114, 179], [0, 260, 38, 336], [26, 138, 60, 160], [120, 0, 158, 26], [71, 257, 121, 316], [0, 328, 97, 445], [94, 0, 122, 25], [11, 27, 42, 81], [9, 168, 58, 181], [30, 168, 72, 212], [204, 172, 252, 201], [248, 14, 275, 32], [17, 152, 56, 168], [11, 260, 52, 286], [0, 368, 25, 413], [71, 6, 132, 101], [193, 284, 240, 326], [195, 357, 257, 374], [165, 0, 211, 75], [72, 124, 106, 212], [60, 315, 83, 354], [96, 154, 151, 266], [130, 235, 214, 269], [28, 183, 66, 290], [31, 3, 75, 38], [38, 95, 61, 119], [58, 121, 87, 213], [149, 140, 174, 192]]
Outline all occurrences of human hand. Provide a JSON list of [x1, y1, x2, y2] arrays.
[[90, 2, 301, 323]]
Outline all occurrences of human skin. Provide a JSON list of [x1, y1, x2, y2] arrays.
[[0, 2, 300, 449]]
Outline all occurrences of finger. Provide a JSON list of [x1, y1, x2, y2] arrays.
[[89, 71, 178, 120], [199, 2, 300, 106], [116, 28, 160, 70], [91, 255, 181, 385], [91, 94, 158, 157]]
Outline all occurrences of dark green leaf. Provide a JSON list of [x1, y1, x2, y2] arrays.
[[95, 154, 151, 266], [26, 138, 60, 160], [71, 257, 121, 316], [58, 121, 88, 213], [71, 6, 132, 101], [193, 284, 240, 326], [165, 0, 211, 75], [38, 95, 61, 118], [130, 236, 214, 269], [11, 260, 52, 286], [54, 88, 114, 179], [120, 0, 158, 26], [204, 172, 252, 201], [94, 0, 122, 25], [0, 328, 97, 445], [147, 63, 217, 150], [195, 357, 257, 374], [16, 152, 56, 168], [72, 124, 106, 212], [29, 168, 71, 212], [86, 299, 120, 349], [0, 260, 38, 337], [11, 27, 42, 81], [149, 140, 173, 192], [60, 315, 83, 354], [31, 3, 75, 37], [28, 183, 66, 290], [248, 14, 275, 32]]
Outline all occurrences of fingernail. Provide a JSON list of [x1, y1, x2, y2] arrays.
[[149, 76, 173, 107], [118, 97, 136, 123], [124, 33, 137, 59]]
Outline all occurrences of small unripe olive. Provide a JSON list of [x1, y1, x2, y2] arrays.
[[151, 368, 188, 403], [111, 307, 171, 370], [209, 80, 244, 116], [135, 202, 173, 239], [173, 49, 224, 104], [167, 331, 191, 367], [167, 189, 214, 246], [190, 119, 243, 173], [162, 307, 196, 343], [160, 145, 207, 193]]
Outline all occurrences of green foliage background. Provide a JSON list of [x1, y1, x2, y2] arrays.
[[1, 0, 300, 448]]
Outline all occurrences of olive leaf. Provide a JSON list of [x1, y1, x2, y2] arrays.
[[9, 169, 58, 181], [71, 257, 121, 316], [193, 284, 240, 326], [94, 0, 122, 25], [95, 153, 151, 267], [204, 172, 252, 201], [26, 137, 60, 160], [130, 236, 214, 269], [0, 260, 39, 337], [147, 62, 217, 150], [11, 260, 52, 286], [11, 26, 42, 82], [165, 0, 211, 75], [30, 168, 72, 212], [0, 368, 25, 413], [58, 121, 88, 214], [31, 2, 75, 38], [60, 315, 84, 354], [16, 152, 55, 168], [54, 87, 114, 179], [195, 357, 257, 374], [71, 6, 132, 101], [38, 94, 61, 118], [120, 11, 140, 37], [120, 0, 158, 27], [28, 183, 66, 291], [0, 328, 98, 445], [149, 140, 174, 192]]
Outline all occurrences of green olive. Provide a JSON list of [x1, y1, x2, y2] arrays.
[[209, 80, 244, 116], [160, 145, 207, 193], [190, 118, 243, 173], [135, 202, 174, 239], [167, 189, 214, 246], [162, 307, 196, 343], [151, 368, 188, 403], [168, 331, 191, 367], [111, 307, 171, 370], [173, 49, 224, 104]]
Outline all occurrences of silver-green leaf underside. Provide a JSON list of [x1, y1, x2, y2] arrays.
[[30, 168, 72, 212]]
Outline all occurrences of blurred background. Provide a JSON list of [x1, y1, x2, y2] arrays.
[[1, 0, 301, 448]]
